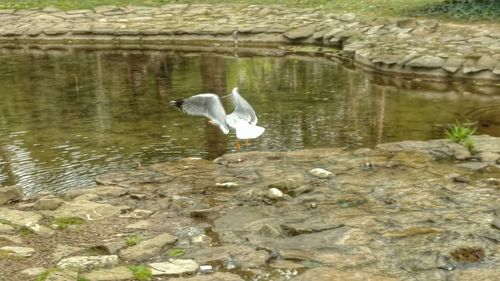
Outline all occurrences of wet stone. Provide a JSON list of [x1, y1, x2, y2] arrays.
[[449, 247, 485, 263], [0, 185, 24, 205], [406, 55, 444, 68], [284, 24, 317, 40], [293, 267, 399, 281], [491, 217, 500, 229]]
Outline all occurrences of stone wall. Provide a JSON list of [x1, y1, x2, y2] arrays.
[[0, 4, 500, 87]]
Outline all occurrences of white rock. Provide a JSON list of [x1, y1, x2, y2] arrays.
[[57, 255, 119, 270], [267, 188, 284, 199], [20, 267, 47, 277], [0, 246, 35, 257], [308, 168, 333, 179], [149, 259, 199, 276], [199, 264, 213, 273], [215, 182, 240, 188]]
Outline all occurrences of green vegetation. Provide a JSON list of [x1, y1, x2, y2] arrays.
[[129, 265, 153, 281], [167, 248, 185, 258], [35, 271, 50, 281], [406, 0, 500, 21], [52, 217, 86, 230], [0, 0, 496, 21], [445, 121, 477, 153], [125, 234, 141, 246], [35, 269, 56, 281], [77, 275, 91, 281]]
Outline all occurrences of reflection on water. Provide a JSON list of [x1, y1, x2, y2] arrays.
[[0, 49, 499, 194]]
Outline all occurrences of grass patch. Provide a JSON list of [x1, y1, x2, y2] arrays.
[[77, 275, 91, 281], [128, 265, 152, 281], [0, 0, 465, 20], [52, 217, 85, 230], [35, 268, 57, 281], [445, 121, 477, 153], [167, 248, 185, 258], [125, 234, 141, 246], [405, 0, 500, 21]]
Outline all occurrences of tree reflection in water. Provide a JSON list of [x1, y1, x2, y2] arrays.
[[0, 48, 498, 194]]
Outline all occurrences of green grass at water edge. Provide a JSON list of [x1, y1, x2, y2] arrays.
[[129, 265, 152, 281], [445, 121, 477, 153]]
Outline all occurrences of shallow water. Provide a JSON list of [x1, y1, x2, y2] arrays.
[[0, 48, 499, 194]]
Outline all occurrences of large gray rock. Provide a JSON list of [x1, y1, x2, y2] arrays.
[[57, 255, 119, 270], [0, 246, 35, 257], [33, 197, 64, 210], [0, 185, 23, 205], [284, 24, 317, 40], [190, 244, 268, 267], [0, 207, 54, 235], [149, 259, 199, 276], [45, 269, 78, 281], [168, 272, 244, 281], [293, 267, 399, 281], [119, 233, 177, 261], [214, 206, 278, 232], [20, 267, 47, 277], [51, 245, 83, 261], [81, 266, 134, 281], [51, 199, 129, 221], [406, 55, 444, 68]]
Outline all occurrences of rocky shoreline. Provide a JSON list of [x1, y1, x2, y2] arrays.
[[0, 4, 499, 88], [0, 135, 499, 281]]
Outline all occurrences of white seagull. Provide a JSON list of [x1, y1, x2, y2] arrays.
[[171, 87, 265, 139]]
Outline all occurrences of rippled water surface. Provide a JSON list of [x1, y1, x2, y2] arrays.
[[0, 49, 499, 194]]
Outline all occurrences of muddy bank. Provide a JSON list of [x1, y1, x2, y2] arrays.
[[0, 4, 499, 88], [0, 135, 499, 280]]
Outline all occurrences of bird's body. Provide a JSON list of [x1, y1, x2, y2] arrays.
[[171, 88, 265, 139]]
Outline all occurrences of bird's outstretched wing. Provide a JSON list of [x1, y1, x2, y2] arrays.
[[226, 87, 258, 126], [172, 93, 230, 134]]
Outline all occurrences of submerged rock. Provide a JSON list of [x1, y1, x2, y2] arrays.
[[0, 185, 23, 205], [308, 168, 333, 179], [267, 188, 284, 199], [449, 247, 485, 263]]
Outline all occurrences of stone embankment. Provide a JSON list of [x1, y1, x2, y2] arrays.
[[0, 135, 499, 281], [0, 4, 499, 86]]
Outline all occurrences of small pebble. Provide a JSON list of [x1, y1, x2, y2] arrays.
[[199, 264, 213, 273], [308, 168, 332, 179], [267, 188, 284, 199]]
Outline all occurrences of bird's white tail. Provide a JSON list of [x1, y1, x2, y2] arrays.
[[235, 123, 265, 139]]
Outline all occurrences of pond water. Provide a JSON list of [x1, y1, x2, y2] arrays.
[[0, 48, 499, 194]]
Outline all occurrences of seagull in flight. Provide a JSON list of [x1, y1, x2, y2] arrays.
[[171, 87, 265, 139]]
